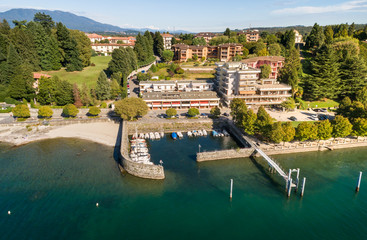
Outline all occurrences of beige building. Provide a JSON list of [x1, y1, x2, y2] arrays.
[[140, 80, 214, 93], [195, 32, 216, 43], [215, 62, 291, 106], [91, 43, 133, 54], [238, 30, 260, 42], [162, 33, 174, 50], [172, 43, 242, 62]]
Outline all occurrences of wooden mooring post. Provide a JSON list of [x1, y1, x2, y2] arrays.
[[295, 168, 300, 192], [356, 172, 362, 192], [300, 177, 306, 197], [230, 179, 233, 199], [287, 169, 292, 197]]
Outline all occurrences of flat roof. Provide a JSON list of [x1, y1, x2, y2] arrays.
[[140, 79, 214, 85], [143, 91, 219, 100], [257, 83, 292, 90]]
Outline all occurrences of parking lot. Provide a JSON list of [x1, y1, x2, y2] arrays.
[[267, 108, 335, 122]]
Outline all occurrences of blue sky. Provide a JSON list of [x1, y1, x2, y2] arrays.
[[0, 0, 366, 31]]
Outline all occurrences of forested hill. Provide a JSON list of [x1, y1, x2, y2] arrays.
[[0, 8, 139, 34]]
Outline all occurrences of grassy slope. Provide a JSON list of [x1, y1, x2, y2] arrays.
[[41, 56, 111, 88], [304, 99, 339, 108]]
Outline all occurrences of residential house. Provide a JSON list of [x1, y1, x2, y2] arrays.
[[91, 43, 134, 54], [238, 29, 260, 42], [195, 32, 216, 43], [33, 73, 51, 90]]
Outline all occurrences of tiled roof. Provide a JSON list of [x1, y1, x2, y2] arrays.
[[86, 33, 103, 38], [162, 33, 174, 37], [242, 56, 285, 63], [33, 73, 51, 79]]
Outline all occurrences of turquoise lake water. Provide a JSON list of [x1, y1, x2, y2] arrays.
[[1, 136, 367, 240]]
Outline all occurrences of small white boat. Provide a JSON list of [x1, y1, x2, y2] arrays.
[[155, 132, 160, 139], [187, 131, 192, 137], [149, 132, 155, 139], [132, 133, 138, 139], [177, 132, 183, 138], [144, 133, 149, 139], [139, 133, 144, 139], [203, 129, 207, 136], [160, 132, 164, 137], [198, 130, 203, 136]]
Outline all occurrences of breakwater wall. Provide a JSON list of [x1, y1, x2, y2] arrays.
[[197, 148, 254, 162], [120, 120, 165, 180]]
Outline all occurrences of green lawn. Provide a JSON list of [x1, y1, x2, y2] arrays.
[[304, 99, 339, 108], [151, 67, 215, 80], [41, 56, 111, 88]]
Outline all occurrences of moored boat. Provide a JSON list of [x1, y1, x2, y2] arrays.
[[171, 132, 177, 140], [187, 131, 192, 137], [203, 129, 207, 136], [155, 132, 160, 139]]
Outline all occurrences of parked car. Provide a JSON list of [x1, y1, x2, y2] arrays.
[[223, 112, 229, 117], [289, 116, 297, 121]]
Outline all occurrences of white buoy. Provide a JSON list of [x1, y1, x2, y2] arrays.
[[8, 211, 11, 215], [96, 203, 99, 207]]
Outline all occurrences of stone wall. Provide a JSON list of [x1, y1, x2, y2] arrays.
[[120, 120, 165, 180], [197, 148, 254, 162]]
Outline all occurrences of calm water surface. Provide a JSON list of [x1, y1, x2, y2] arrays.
[[1, 136, 367, 240]]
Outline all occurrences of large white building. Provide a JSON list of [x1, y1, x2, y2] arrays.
[[215, 62, 292, 106], [162, 33, 174, 50], [139, 80, 219, 110]]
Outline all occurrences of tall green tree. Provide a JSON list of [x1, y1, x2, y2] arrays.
[[114, 97, 148, 120], [269, 122, 285, 143], [306, 45, 340, 100], [338, 56, 367, 99], [153, 32, 164, 57], [162, 50, 174, 62], [70, 30, 92, 67], [241, 109, 257, 135], [224, 28, 231, 37], [255, 106, 273, 135], [324, 26, 334, 44], [352, 118, 367, 136], [268, 43, 282, 56], [230, 98, 247, 125], [95, 71, 111, 100], [33, 12, 54, 33], [56, 22, 83, 72], [306, 23, 325, 50], [54, 78, 74, 106], [280, 30, 295, 50], [296, 122, 317, 141], [282, 122, 295, 142]]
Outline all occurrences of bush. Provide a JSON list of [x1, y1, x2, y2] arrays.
[[210, 107, 221, 118], [150, 64, 158, 73], [188, 108, 199, 117], [166, 108, 177, 118], [100, 102, 107, 108], [12, 104, 30, 119], [88, 106, 101, 116], [38, 106, 53, 118], [5, 97, 17, 104], [62, 104, 79, 118]]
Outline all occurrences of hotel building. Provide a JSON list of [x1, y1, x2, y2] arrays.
[[241, 56, 285, 79], [215, 62, 291, 106]]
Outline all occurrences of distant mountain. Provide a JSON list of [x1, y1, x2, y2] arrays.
[[0, 8, 190, 34]]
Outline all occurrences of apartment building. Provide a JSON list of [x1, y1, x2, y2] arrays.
[[140, 80, 219, 109], [238, 30, 260, 42], [195, 32, 216, 43], [140, 80, 214, 93], [86, 33, 135, 44], [86, 33, 103, 43], [91, 43, 134, 54], [241, 56, 285, 79], [215, 62, 291, 106], [162, 33, 174, 50], [172, 43, 242, 62]]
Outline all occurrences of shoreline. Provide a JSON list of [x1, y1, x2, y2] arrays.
[[0, 121, 120, 147]]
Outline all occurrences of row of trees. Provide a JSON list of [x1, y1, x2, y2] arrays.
[[0, 13, 91, 102], [230, 98, 367, 143], [11, 104, 102, 119]]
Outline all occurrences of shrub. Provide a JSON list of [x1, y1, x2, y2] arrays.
[[5, 97, 17, 104], [210, 107, 221, 118], [150, 64, 158, 73], [166, 108, 177, 118], [88, 106, 101, 116], [38, 106, 53, 118], [100, 102, 107, 108], [12, 104, 30, 119], [62, 104, 79, 118], [188, 108, 199, 117]]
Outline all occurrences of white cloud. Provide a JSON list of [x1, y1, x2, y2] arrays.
[[272, 0, 367, 15]]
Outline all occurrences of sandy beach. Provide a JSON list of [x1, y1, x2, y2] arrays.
[[0, 121, 120, 147]]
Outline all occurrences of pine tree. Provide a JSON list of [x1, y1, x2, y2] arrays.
[[80, 83, 92, 106], [308, 45, 340, 100], [0, 19, 11, 35], [56, 22, 83, 72], [153, 32, 164, 57], [33, 12, 54, 33], [339, 56, 367, 99], [5, 44, 22, 84], [306, 23, 325, 50], [54, 78, 74, 106], [95, 71, 111, 100], [70, 30, 92, 67], [324, 26, 334, 44], [8, 64, 34, 100]]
